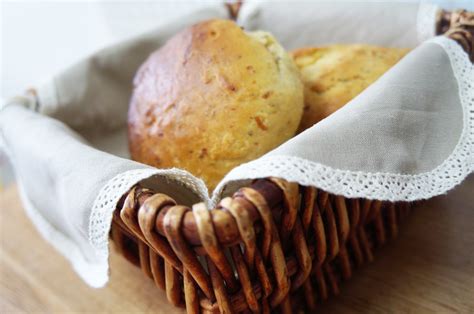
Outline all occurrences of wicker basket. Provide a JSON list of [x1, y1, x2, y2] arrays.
[[109, 10, 473, 314]]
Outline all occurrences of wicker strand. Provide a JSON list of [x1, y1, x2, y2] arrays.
[[220, 197, 257, 270], [163, 205, 215, 301], [268, 178, 300, 249], [193, 203, 239, 292]]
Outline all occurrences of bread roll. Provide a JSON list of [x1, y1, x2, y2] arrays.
[[128, 19, 304, 190], [292, 44, 409, 131]]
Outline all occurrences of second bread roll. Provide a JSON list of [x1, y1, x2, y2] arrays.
[[128, 19, 304, 190], [292, 44, 409, 131]]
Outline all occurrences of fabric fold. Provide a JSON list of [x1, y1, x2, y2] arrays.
[[0, 105, 148, 286], [0, 104, 209, 286], [238, 2, 438, 49], [213, 37, 473, 203]]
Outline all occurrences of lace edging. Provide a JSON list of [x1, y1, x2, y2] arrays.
[[213, 37, 473, 203], [88, 168, 209, 259]]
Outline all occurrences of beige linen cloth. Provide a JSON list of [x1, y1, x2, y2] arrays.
[[1, 2, 473, 287]]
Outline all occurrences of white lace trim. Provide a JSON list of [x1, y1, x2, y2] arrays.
[[417, 3, 439, 43], [89, 168, 209, 261], [213, 36, 473, 203]]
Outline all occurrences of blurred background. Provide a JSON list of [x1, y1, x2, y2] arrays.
[[1, 0, 473, 188]]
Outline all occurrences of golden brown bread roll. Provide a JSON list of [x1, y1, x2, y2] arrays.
[[128, 19, 304, 190], [292, 44, 409, 132]]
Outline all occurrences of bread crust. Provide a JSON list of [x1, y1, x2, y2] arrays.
[[292, 44, 409, 131], [128, 19, 304, 190]]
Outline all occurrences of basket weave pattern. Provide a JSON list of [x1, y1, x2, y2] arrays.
[[112, 178, 411, 313]]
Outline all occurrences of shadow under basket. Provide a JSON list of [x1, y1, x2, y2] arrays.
[[111, 178, 412, 313], [109, 11, 473, 314]]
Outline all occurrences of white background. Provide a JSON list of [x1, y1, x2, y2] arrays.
[[1, 1, 222, 99]]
